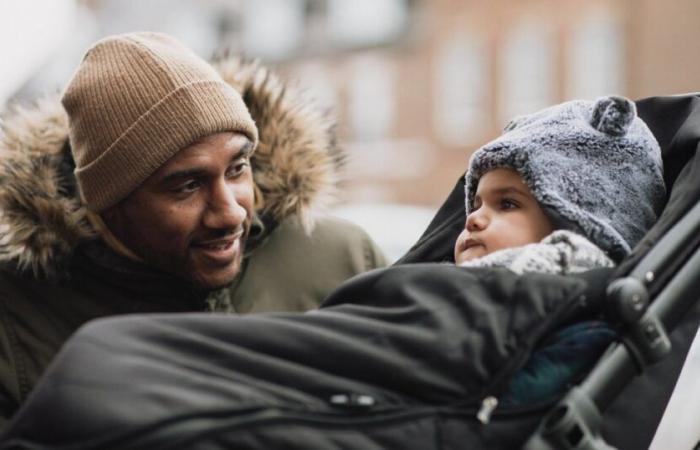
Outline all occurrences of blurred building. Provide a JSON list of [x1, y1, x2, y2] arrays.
[[270, 0, 700, 207], [3, 0, 700, 209]]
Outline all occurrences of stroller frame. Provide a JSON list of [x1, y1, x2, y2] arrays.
[[525, 178, 700, 449]]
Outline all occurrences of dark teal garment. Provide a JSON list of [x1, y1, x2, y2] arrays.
[[501, 320, 616, 406]]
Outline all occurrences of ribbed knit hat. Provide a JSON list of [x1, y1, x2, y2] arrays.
[[465, 96, 665, 261], [62, 32, 259, 212]]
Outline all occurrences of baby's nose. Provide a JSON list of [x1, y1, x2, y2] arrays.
[[466, 210, 486, 232]]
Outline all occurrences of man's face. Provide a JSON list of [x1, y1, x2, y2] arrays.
[[105, 132, 255, 291], [454, 168, 554, 265]]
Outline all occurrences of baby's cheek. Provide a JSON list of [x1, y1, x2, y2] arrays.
[[454, 229, 467, 248], [453, 229, 468, 262]]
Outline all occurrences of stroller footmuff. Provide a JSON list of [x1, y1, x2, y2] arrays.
[[0, 265, 612, 449]]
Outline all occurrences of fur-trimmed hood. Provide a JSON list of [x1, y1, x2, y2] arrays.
[[0, 58, 343, 279]]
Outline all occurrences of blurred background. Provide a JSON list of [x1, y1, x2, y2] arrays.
[[1, 0, 700, 260], [0, 1, 699, 447]]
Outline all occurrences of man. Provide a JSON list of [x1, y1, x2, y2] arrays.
[[0, 32, 385, 423]]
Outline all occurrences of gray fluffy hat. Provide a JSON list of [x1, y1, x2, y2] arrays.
[[465, 96, 665, 262]]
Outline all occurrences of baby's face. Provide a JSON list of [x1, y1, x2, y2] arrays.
[[454, 168, 554, 264]]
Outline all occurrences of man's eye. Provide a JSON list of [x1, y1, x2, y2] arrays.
[[174, 180, 200, 194], [227, 161, 250, 178]]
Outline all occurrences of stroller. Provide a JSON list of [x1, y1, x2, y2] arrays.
[[1, 94, 698, 449]]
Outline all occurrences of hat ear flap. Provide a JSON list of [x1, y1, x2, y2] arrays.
[[591, 95, 636, 137]]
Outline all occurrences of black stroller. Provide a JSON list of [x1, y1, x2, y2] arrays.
[[1, 94, 699, 449]]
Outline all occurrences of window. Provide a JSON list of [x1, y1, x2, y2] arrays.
[[348, 55, 395, 141], [433, 30, 488, 146], [327, 0, 407, 48], [567, 13, 624, 99], [499, 18, 554, 123], [242, 0, 304, 60]]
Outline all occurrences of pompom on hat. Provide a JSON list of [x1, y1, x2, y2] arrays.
[[62, 32, 259, 212], [465, 96, 665, 262]]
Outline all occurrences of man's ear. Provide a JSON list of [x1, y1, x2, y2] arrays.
[[99, 205, 124, 239], [87, 204, 144, 262]]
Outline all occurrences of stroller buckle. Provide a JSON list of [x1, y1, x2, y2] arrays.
[[607, 277, 672, 369], [606, 277, 649, 323]]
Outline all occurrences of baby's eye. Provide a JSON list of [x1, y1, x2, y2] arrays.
[[500, 198, 519, 210], [472, 196, 483, 210]]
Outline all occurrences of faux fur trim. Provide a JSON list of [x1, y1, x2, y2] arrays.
[[0, 98, 95, 278], [0, 58, 343, 279], [213, 58, 343, 232]]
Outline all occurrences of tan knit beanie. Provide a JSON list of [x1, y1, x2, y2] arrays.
[[62, 32, 258, 212]]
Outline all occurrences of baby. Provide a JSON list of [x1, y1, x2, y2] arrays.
[[453, 95, 666, 405], [454, 95, 665, 276]]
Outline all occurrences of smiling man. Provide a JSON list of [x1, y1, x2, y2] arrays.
[[61, 32, 261, 292], [0, 32, 387, 424]]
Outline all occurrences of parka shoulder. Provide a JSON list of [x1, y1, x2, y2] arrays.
[[229, 215, 388, 313]]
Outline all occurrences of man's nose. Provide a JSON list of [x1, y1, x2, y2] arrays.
[[466, 209, 487, 232], [203, 181, 247, 229]]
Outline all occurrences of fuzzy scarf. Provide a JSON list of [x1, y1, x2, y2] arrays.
[[458, 230, 614, 275]]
